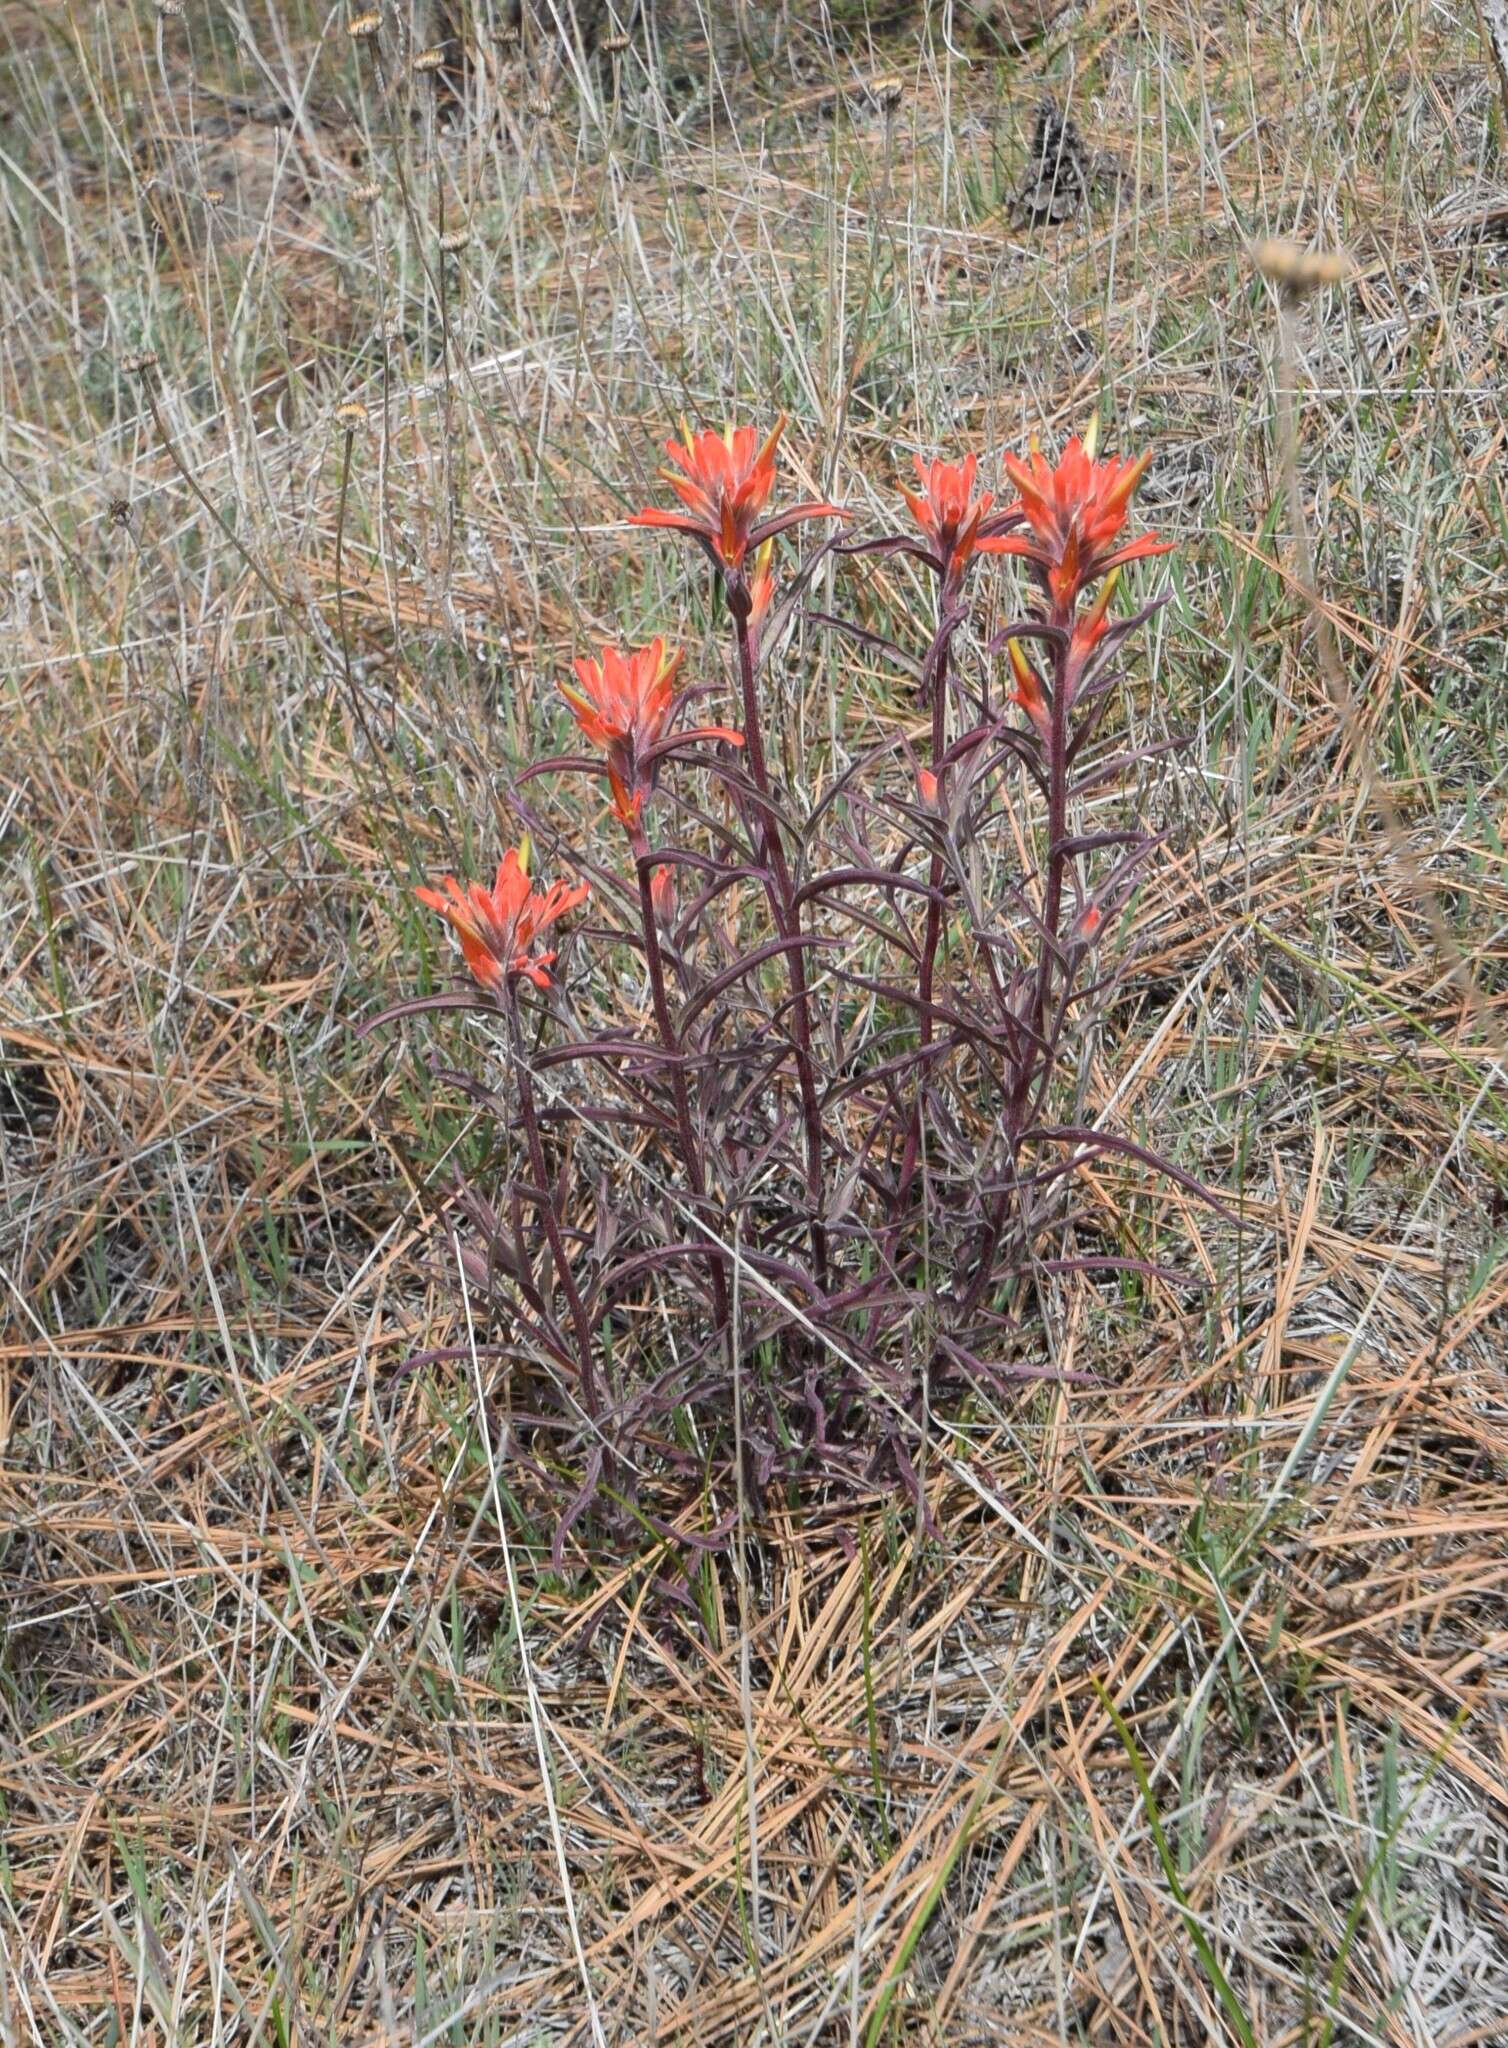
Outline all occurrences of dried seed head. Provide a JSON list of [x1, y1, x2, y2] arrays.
[[121, 348, 158, 377], [350, 179, 382, 204], [600, 32, 631, 54], [437, 226, 470, 253], [201, 186, 225, 206], [347, 11, 381, 39], [108, 496, 132, 526], [1252, 237, 1355, 299], [157, 0, 184, 17], [495, 23, 520, 46], [413, 45, 446, 73], [335, 400, 369, 429], [527, 91, 555, 117], [871, 74, 903, 110]]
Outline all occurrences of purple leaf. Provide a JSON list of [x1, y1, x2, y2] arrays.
[[1031, 1125, 1243, 1222], [359, 990, 498, 1036]]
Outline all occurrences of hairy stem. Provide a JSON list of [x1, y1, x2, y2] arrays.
[[507, 993, 603, 1416], [635, 849, 731, 1333], [962, 606, 1077, 1323], [732, 601, 829, 1287], [891, 603, 955, 1226], [919, 661, 948, 1022], [1024, 603, 1076, 1121]]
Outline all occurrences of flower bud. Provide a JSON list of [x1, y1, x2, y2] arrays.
[[1005, 640, 1051, 741], [650, 864, 677, 930]]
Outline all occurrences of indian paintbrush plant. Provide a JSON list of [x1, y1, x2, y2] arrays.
[[369, 415, 1215, 1584]]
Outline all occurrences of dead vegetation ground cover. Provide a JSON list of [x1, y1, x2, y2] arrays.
[[2, 2, 1508, 2043]]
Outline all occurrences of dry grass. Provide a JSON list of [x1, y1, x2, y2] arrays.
[[3, 1, 1508, 2042]]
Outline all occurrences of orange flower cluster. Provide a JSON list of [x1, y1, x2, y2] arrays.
[[558, 637, 742, 835], [417, 420, 1169, 994], [900, 453, 1015, 586], [984, 433, 1168, 739], [993, 436, 1171, 614], [417, 848, 587, 993], [629, 415, 846, 582]]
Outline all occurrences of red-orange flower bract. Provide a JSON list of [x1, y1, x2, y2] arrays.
[[995, 437, 1172, 612], [900, 452, 1016, 585], [417, 847, 588, 992], [559, 637, 743, 834], [630, 414, 846, 577], [1068, 567, 1122, 673], [648, 862, 676, 929], [1004, 638, 1051, 741], [746, 539, 776, 637]]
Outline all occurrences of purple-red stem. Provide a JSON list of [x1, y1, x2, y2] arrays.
[[507, 992, 604, 1415], [634, 848, 732, 1334], [731, 597, 830, 1288], [961, 605, 1077, 1321], [891, 594, 956, 1223], [1036, 611, 1074, 1060]]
